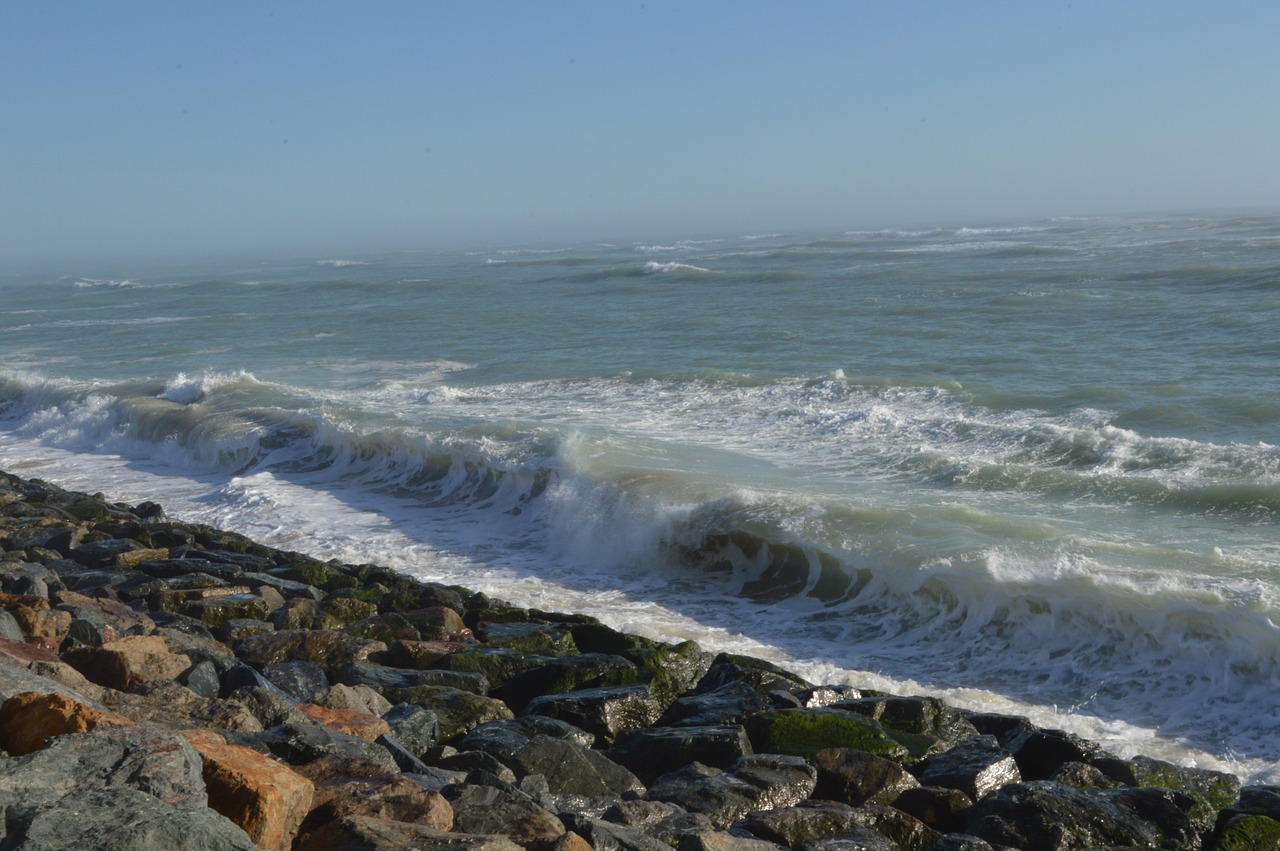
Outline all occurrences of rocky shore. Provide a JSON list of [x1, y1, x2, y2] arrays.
[[0, 468, 1276, 851]]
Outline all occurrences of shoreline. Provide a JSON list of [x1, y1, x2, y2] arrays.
[[0, 468, 1275, 850]]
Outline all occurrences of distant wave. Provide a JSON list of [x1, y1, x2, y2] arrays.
[[644, 261, 712, 275], [316, 259, 368, 268]]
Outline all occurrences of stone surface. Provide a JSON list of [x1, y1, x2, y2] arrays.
[[0, 689, 135, 755], [304, 773, 454, 832], [298, 816, 524, 851], [646, 755, 817, 829], [917, 735, 1021, 801], [447, 783, 567, 849], [607, 724, 754, 784], [524, 682, 664, 746], [508, 733, 646, 798], [745, 708, 911, 763], [298, 701, 394, 740], [181, 727, 315, 851], [62, 633, 192, 691], [811, 747, 921, 806]]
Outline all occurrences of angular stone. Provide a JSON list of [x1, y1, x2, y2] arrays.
[[298, 702, 393, 740], [745, 709, 911, 763], [509, 734, 645, 798], [812, 747, 920, 806], [337, 659, 490, 695], [250, 722, 400, 775], [1000, 724, 1106, 781], [500, 652, 639, 712], [646, 755, 816, 829], [1094, 753, 1242, 830], [608, 724, 754, 784], [384, 683, 515, 741], [303, 774, 453, 832], [917, 735, 1020, 801], [344, 611, 423, 644], [447, 783, 566, 848], [386, 637, 470, 669], [234, 628, 387, 674], [560, 813, 674, 851], [964, 780, 1167, 850], [382, 702, 441, 756], [0, 690, 135, 755], [261, 659, 330, 702], [62, 634, 192, 691], [659, 681, 772, 728], [456, 715, 595, 763], [693, 653, 812, 696], [891, 786, 975, 833], [479, 620, 578, 656], [182, 727, 315, 851], [524, 683, 663, 746], [319, 681, 393, 716], [298, 816, 523, 851]]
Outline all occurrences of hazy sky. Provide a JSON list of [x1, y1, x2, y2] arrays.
[[3, 2, 1277, 263]]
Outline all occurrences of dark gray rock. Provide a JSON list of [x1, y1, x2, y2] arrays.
[[561, 813, 674, 851], [507, 734, 645, 798], [811, 747, 920, 806], [261, 659, 330, 703], [647, 755, 816, 829], [0, 608, 26, 640], [693, 653, 812, 696], [336, 660, 490, 695], [446, 783, 567, 849], [917, 735, 1020, 801], [739, 801, 939, 851], [250, 722, 400, 774], [500, 652, 639, 712], [180, 659, 223, 699], [1000, 724, 1106, 781], [523, 682, 663, 746], [658, 681, 772, 728], [382, 702, 441, 756], [964, 780, 1181, 850], [456, 715, 594, 762], [608, 724, 754, 784], [891, 786, 974, 833]]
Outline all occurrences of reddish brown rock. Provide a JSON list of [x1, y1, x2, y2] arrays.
[[181, 728, 315, 851], [0, 636, 60, 664], [62, 633, 192, 690], [0, 690, 135, 755], [298, 702, 393, 741]]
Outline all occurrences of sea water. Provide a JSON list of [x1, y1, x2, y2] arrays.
[[2, 212, 1278, 781]]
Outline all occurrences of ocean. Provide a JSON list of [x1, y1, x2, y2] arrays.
[[2, 212, 1278, 782]]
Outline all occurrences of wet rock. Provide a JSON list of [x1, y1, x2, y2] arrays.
[[1094, 753, 1242, 831], [381, 702, 441, 756], [299, 701, 394, 740], [501, 652, 640, 713], [694, 652, 813, 696], [444, 645, 553, 691], [891, 786, 974, 833], [964, 780, 1176, 850], [261, 659, 330, 702], [745, 709, 911, 763], [298, 816, 523, 851], [508, 733, 645, 798], [607, 724, 754, 784], [916, 735, 1020, 801], [478, 620, 579, 656], [811, 747, 920, 806], [386, 637, 471, 669], [384, 683, 515, 741], [999, 723, 1106, 781], [559, 813, 673, 851], [447, 783, 567, 849], [524, 683, 664, 747], [738, 800, 938, 851], [214, 616, 276, 642], [658, 681, 773, 728], [234, 628, 387, 674], [337, 659, 491, 695], [251, 722, 401, 774], [1049, 760, 1121, 789], [647, 755, 817, 829], [344, 610, 423, 644], [623, 639, 715, 708]]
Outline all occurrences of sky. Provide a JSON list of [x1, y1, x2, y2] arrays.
[[2, 2, 1278, 264]]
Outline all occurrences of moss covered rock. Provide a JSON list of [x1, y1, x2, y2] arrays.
[[745, 708, 911, 763]]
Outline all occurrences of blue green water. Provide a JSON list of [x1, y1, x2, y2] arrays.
[[2, 212, 1278, 779]]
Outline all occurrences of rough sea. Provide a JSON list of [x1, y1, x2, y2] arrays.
[[2, 212, 1278, 781]]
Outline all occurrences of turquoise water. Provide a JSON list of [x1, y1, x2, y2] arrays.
[[2, 212, 1279, 779]]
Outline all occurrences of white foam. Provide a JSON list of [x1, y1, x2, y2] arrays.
[[643, 261, 712, 274]]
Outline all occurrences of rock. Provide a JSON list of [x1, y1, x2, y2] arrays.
[[917, 735, 1020, 801], [62, 633, 192, 691], [744, 709, 911, 763], [320, 681, 394, 716], [0, 690, 135, 754], [444, 645, 553, 691], [447, 783, 566, 849], [298, 816, 523, 851], [261, 659, 330, 702], [344, 611, 423, 643], [811, 747, 920, 806], [437, 748, 518, 782], [234, 628, 387, 674], [693, 653, 812, 696], [383, 683, 515, 741], [659, 681, 772, 728], [382, 702, 441, 756], [646, 755, 817, 829], [559, 813, 674, 851], [795, 827, 899, 851], [678, 830, 789, 851], [479, 620, 578, 656], [303, 773, 453, 832], [299, 702, 394, 740], [524, 683, 664, 746], [181, 727, 315, 850], [607, 724, 754, 784], [251, 722, 401, 775], [500, 652, 639, 712], [1094, 753, 1242, 830], [508, 734, 645, 798], [386, 637, 470, 669], [964, 780, 1176, 850], [337, 659, 491, 695], [999, 723, 1106, 781], [891, 786, 974, 833]]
